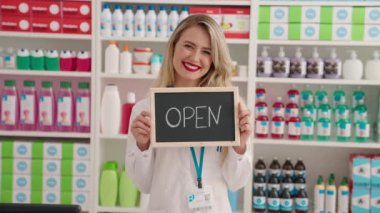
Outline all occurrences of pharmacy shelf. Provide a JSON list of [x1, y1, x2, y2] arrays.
[[100, 134, 128, 140], [0, 31, 92, 40], [255, 77, 380, 86], [0, 69, 92, 78], [0, 131, 91, 139], [101, 36, 250, 44], [257, 40, 380, 47], [258, 1, 380, 6], [97, 207, 144, 213], [254, 139, 380, 149], [101, 0, 251, 6]]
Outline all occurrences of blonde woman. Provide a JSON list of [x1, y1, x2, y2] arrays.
[[126, 14, 252, 213]]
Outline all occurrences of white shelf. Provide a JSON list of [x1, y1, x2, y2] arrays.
[[255, 77, 380, 86], [259, 1, 380, 6], [100, 134, 128, 140], [101, 73, 248, 82], [254, 139, 380, 149], [97, 207, 144, 213], [0, 31, 92, 40], [0, 69, 92, 78], [101, 0, 251, 6], [101, 36, 249, 44], [257, 40, 380, 47], [0, 131, 91, 139]]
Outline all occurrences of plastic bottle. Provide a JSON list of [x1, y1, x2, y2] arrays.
[[123, 5, 134, 37], [168, 6, 179, 37], [268, 174, 281, 194], [288, 115, 301, 140], [100, 4, 112, 36], [288, 85, 300, 106], [255, 87, 268, 118], [121, 92, 135, 134], [281, 174, 295, 198], [280, 186, 293, 213], [325, 174, 336, 213], [257, 46, 272, 77], [4, 48, 16, 69], [75, 82, 90, 133], [254, 157, 267, 176], [60, 50, 74, 71], [70, 50, 77, 71], [119, 165, 139, 207], [294, 175, 306, 197], [100, 161, 118, 206], [306, 47, 324, 79], [268, 187, 280, 213], [355, 112, 370, 142], [76, 50, 91, 72], [255, 111, 269, 138], [179, 6, 189, 23], [30, 49, 45, 70], [253, 173, 267, 193], [295, 185, 309, 213], [324, 48, 342, 79], [300, 85, 313, 110], [352, 88, 365, 110], [314, 175, 325, 213], [272, 47, 290, 78], [353, 101, 367, 123], [1, 80, 18, 130], [56, 81, 73, 132], [336, 118, 351, 142], [315, 86, 328, 107], [150, 54, 161, 75], [269, 157, 281, 178], [303, 103, 317, 122], [294, 158, 306, 179], [38, 81, 55, 131], [19, 80, 37, 131], [317, 112, 331, 141], [271, 109, 285, 139], [252, 186, 266, 212], [134, 6, 146, 38], [45, 50, 60, 71], [342, 50, 363, 80], [333, 87, 346, 108], [282, 158, 294, 178], [337, 177, 349, 213], [101, 84, 121, 134], [16, 48, 30, 70], [335, 104, 350, 123], [157, 6, 168, 38], [105, 41, 120, 74], [290, 47, 307, 78], [286, 87, 300, 122], [318, 103, 332, 121], [146, 5, 157, 38], [301, 110, 314, 140], [272, 97, 285, 117], [365, 51, 380, 80], [111, 5, 123, 37], [119, 44, 132, 74]]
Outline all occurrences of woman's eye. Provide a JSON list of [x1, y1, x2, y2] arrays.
[[203, 51, 211, 55], [184, 44, 193, 49]]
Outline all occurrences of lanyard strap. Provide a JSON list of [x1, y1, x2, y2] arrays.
[[190, 146, 205, 189]]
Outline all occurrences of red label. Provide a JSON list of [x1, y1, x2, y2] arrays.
[[62, 1, 91, 19]]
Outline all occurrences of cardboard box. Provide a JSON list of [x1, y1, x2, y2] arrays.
[[0, 190, 31, 204], [300, 23, 320, 40], [270, 6, 289, 23], [352, 188, 370, 213], [332, 24, 352, 41], [62, 1, 91, 19], [371, 156, 380, 189], [31, 17, 61, 33], [364, 25, 380, 41], [43, 175, 60, 191], [43, 159, 60, 176], [0, 15, 31, 32], [42, 191, 60, 204], [301, 6, 321, 23], [371, 189, 380, 213], [61, 18, 91, 34], [270, 23, 288, 40], [73, 143, 90, 160], [221, 7, 250, 39], [365, 7, 380, 25], [333, 7, 353, 24], [1, 174, 31, 191], [44, 142, 62, 159], [1, 0, 31, 17], [189, 6, 222, 25], [351, 154, 371, 188], [30, 1, 61, 18], [61, 176, 90, 192]]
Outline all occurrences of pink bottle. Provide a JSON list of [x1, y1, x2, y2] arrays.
[[19, 80, 37, 131], [56, 81, 73, 132], [70, 51, 77, 71], [1, 80, 18, 130], [271, 111, 285, 139], [272, 97, 285, 117], [38, 81, 55, 131], [76, 50, 91, 72], [285, 101, 299, 122], [75, 82, 91, 132], [288, 116, 301, 140], [255, 87, 268, 118], [121, 92, 136, 134], [60, 50, 74, 71], [255, 111, 269, 138], [287, 86, 300, 106]]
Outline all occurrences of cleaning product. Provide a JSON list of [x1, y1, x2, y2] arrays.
[[1, 80, 18, 130], [45, 50, 60, 71], [4, 48, 16, 69], [70, 50, 77, 71], [135, 5, 146, 38], [254, 157, 267, 176], [317, 112, 331, 141], [333, 87, 346, 108], [294, 158, 306, 179], [342, 50, 363, 80], [179, 6, 189, 23], [252, 186, 266, 212], [119, 165, 139, 207], [123, 5, 134, 37], [314, 175, 325, 213], [146, 5, 157, 38], [269, 157, 281, 177], [336, 117, 351, 142], [271, 109, 285, 139], [315, 86, 328, 107], [38, 81, 55, 131], [352, 88, 365, 109], [365, 51, 380, 80], [295, 184, 309, 213], [105, 41, 120, 74], [268, 187, 280, 213], [290, 47, 307, 78], [325, 174, 337, 213], [121, 92, 135, 134], [324, 48, 342, 79], [280, 186, 293, 213], [119, 44, 132, 74], [56, 81, 73, 132], [112, 5, 123, 37], [75, 82, 91, 133], [353, 100, 367, 123], [255, 87, 268, 118], [31, 49, 45, 70], [335, 104, 349, 123], [76, 50, 91, 72], [300, 85, 313, 110], [257, 46, 272, 77], [101, 84, 121, 134], [318, 103, 332, 121], [268, 174, 281, 194], [282, 158, 294, 178], [157, 5, 168, 38], [272, 96, 285, 118], [100, 4, 112, 36], [337, 177, 349, 213], [288, 115, 301, 140], [285, 95, 299, 122], [282, 174, 295, 197], [306, 47, 324, 79], [100, 161, 118, 206], [303, 103, 317, 122], [255, 111, 269, 138], [288, 85, 300, 106], [60, 50, 74, 71], [301, 110, 314, 140], [355, 112, 370, 142], [253, 173, 267, 192], [168, 6, 179, 37], [19, 80, 37, 131], [16, 48, 30, 70], [272, 47, 290, 78], [294, 175, 306, 197]]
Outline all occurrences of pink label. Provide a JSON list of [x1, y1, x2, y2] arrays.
[[271, 121, 285, 134], [20, 94, 35, 124], [39, 96, 53, 126], [76, 97, 89, 127], [288, 122, 301, 136], [255, 120, 269, 134], [58, 97, 72, 126], [1, 95, 16, 125]]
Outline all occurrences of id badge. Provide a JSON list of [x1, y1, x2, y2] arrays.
[[187, 186, 214, 212]]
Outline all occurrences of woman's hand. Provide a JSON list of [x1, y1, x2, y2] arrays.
[[131, 111, 151, 151], [233, 102, 252, 155]]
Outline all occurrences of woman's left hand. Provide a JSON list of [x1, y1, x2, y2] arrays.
[[233, 102, 252, 155]]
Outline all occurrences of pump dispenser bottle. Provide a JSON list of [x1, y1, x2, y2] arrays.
[[257, 46, 272, 77], [365, 51, 380, 80], [290, 47, 306, 78], [343, 50, 363, 80], [272, 47, 290, 78], [307, 47, 324, 79], [324, 48, 342, 79]]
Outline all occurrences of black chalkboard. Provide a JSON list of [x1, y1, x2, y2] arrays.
[[150, 87, 240, 147]]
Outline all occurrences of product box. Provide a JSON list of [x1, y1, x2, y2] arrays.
[[221, 7, 250, 39], [73, 143, 90, 160], [352, 188, 370, 213], [1, 174, 31, 191], [31, 17, 61, 33], [30, 1, 61, 18], [351, 154, 371, 188], [259, 6, 270, 23], [61, 191, 89, 211], [0, 190, 31, 204], [365, 7, 380, 25], [0, 16, 31, 32], [0, 0, 31, 17], [61, 18, 91, 34], [301, 6, 321, 23], [2, 158, 32, 175], [371, 189, 380, 213], [43, 142, 62, 159], [333, 7, 353, 24], [1, 141, 31, 159], [269, 23, 288, 40], [62, 1, 91, 19], [43, 159, 61, 176], [189, 7, 222, 25], [300, 23, 320, 40], [270, 6, 289, 23], [332, 24, 352, 41], [42, 191, 60, 204], [61, 160, 90, 176], [371, 156, 380, 189], [320, 6, 333, 24], [364, 25, 380, 41], [61, 176, 90, 192], [43, 175, 61, 191]]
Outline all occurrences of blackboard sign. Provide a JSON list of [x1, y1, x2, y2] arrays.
[[150, 87, 240, 147]]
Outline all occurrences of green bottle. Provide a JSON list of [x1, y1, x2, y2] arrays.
[[100, 161, 118, 206], [334, 104, 350, 123], [119, 165, 140, 208], [31, 49, 45, 70], [352, 88, 365, 109], [304, 103, 317, 122], [333, 88, 346, 108], [318, 103, 332, 120], [336, 118, 351, 142], [315, 86, 328, 107], [45, 50, 60, 71], [16, 49, 30, 70], [355, 113, 370, 143], [317, 112, 331, 141], [301, 85, 313, 110], [301, 111, 314, 140], [353, 102, 368, 123]]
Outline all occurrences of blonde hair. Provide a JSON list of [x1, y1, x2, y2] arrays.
[[153, 14, 233, 88]]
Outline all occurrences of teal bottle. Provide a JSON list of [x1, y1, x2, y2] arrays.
[[355, 113, 370, 143], [352, 88, 365, 109], [336, 118, 351, 142], [300, 85, 313, 110], [353, 103, 368, 123], [301, 111, 314, 140], [315, 86, 328, 107], [317, 112, 331, 141], [303, 103, 317, 122], [100, 161, 119, 206], [333, 88, 346, 108], [334, 104, 350, 123], [318, 103, 331, 120]]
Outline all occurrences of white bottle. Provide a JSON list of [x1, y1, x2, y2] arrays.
[[290, 47, 307, 78], [151, 54, 161, 75], [179, 6, 189, 23], [338, 177, 349, 213], [119, 44, 132, 74], [0, 47, 4, 68], [105, 41, 120, 74], [306, 47, 324, 79], [100, 4, 112, 37], [168, 6, 179, 37], [325, 174, 337, 213], [123, 5, 134, 37], [365, 51, 380, 80], [134, 5, 146, 38], [101, 84, 121, 134], [324, 48, 342, 79], [112, 5, 123, 37], [314, 175, 325, 213], [272, 47, 290, 78], [257, 46, 272, 77], [4, 48, 16, 69], [146, 5, 157, 38], [342, 50, 363, 80], [157, 6, 168, 38]]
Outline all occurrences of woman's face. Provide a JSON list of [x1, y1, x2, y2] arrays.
[[173, 25, 213, 87]]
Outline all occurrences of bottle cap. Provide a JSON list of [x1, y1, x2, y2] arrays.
[[4, 80, 16, 87], [24, 80, 35, 87], [317, 175, 324, 184], [60, 81, 72, 88], [42, 81, 53, 88], [182, 6, 189, 12], [103, 161, 118, 171], [348, 50, 358, 59], [261, 46, 269, 57], [159, 5, 166, 11], [126, 5, 133, 10], [127, 92, 136, 103], [79, 82, 90, 89], [171, 6, 177, 11], [341, 177, 348, 185], [279, 47, 285, 58], [17, 48, 30, 56], [115, 5, 121, 10], [103, 4, 110, 9], [137, 5, 144, 10], [149, 5, 155, 10], [109, 41, 117, 46]]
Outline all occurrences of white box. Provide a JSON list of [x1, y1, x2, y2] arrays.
[[43, 159, 61, 176], [270, 7, 289, 23], [73, 176, 90, 192], [333, 7, 353, 24], [43, 191, 61, 204], [364, 25, 380, 41], [300, 24, 320, 40], [73, 143, 90, 160], [301, 6, 321, 23], [332, 25, 352, 41], [44, 142, 62, 159], [365, 7, 380, 25], [13, 141, 32, 159], [13, 190, 31, 203], [14, 159, 31, 175], [73, 191, 89, 211], [270, 24, 288, 40], [14, 175, 31, 190], [43, 176, 61, 191], [72, 160, 90, 176]]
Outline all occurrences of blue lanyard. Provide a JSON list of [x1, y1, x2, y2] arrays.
[[190, 147, 205, 189]]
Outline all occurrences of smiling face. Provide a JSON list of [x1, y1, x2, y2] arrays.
[[172, 25, 213, 87]]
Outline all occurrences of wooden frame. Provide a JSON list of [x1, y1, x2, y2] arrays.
[[150, 87, 240, 147]]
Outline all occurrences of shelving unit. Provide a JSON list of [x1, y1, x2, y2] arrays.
[[0, 69, 92, 78], [0, 31, 92, 40], [0, 131, 91, 139]]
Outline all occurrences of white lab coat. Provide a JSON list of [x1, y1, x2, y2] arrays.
[[125, 98, 252, 213]]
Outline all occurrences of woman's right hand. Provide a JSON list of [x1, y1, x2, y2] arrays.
[[131, 111, 151, 151]]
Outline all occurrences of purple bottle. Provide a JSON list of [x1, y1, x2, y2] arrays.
[[56, 81, 73, 132], [38, 81, 55, 131], [20, 80, 37, 131], [1, 80, 19, 130], [75, 82, 91, 132]]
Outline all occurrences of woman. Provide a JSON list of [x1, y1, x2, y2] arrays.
[[126, 14, 252, 213]]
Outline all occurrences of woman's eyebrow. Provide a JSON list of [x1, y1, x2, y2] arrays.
[[184, 40, 211, 51]]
